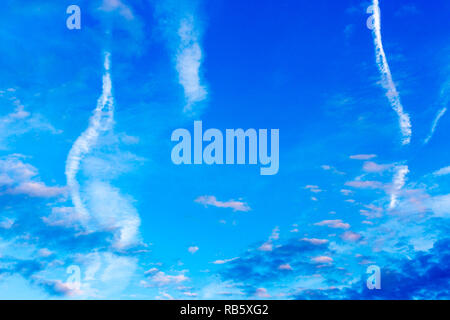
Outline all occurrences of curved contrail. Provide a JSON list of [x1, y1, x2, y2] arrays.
[[65, 52, 114, 222], [371, 0, 412, 145], [424, 107, 447, 144]]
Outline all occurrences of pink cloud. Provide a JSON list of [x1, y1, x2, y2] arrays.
[[148, 271, 189, 286], [314, 219, 350, 229], [212, 257, 239, 265], [300, 238, 329, 245], [341, 231, 362, 242], [305, 185, 322, 193], [345, 180, 383, 189], [99, 0, 134, 20], [311, 256, 333, 263], [278, 264, 293, 270], [350, 154, 377, 160], [340, 189, 353, 196], [188, 246, 199, 254], [0, 218, 14, 229], [255, 288, 270, 298], [7, 181, 66, 197], [195, 195, 251, 212], [363, 161, 391, 173], [258, 242, 273, 252], [38, 248, 53, 257], [42, 207, 84, 228]]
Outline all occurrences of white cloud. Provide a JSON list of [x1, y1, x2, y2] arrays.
[[195, 195, 251, 212], [314, 219, 350, 229], [278, 264, 293, 270], [85, 181, 141, 249], [211, 257, 239, 265], [389, 165, 409, 209], [258, 242, 273, 252], [350, 154, 377, 160], [305, 185, 322, 193], [311, 256, 333, 263], [363, 161, 391, 173], [341, 231, 362, 242], [99, 0, 134, 20], [188, 246, 199, 254], [0, 95, 60, 150], [176, 16, 208, 113], [6, 181, 65, 198], [42, 207, 84, 229], [0, 155, 65, 198], [300, 238, 329, 245], [145, 271, 189, 287], [433, 166, 450, 176], [38, 248, 53, 257]]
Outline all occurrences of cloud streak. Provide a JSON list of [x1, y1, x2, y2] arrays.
[[176, 15, 208, 113], [65, 52, 114, 223], [154, 0, 208, 114], [389, 165, 408, 209], [371, 0, 412, 145], [424, 107, 446, 144], [64, 53, 141, 249], [195, 195, 251, 212]]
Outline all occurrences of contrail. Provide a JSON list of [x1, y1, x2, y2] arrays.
[[371, 0, 412, 145], [424, 81, 450, 144], [65, 52, 114, 222], [424, 107, 447, 144]]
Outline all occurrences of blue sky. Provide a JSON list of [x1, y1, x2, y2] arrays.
[[0, 0, 449, 299]]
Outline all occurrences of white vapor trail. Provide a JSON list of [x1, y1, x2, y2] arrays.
[[371, 0, 412, 145], [424, 107, 447, 144], [65, 53, 114, 222]]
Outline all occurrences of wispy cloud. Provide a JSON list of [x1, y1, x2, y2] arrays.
[[345, 180, 383, 189], [0, 92, 60, 150], [314, 219, 350, 229], [424, 107, 446, 144], [311, 256, 333, 264], [195, 195, 251, 212], [155, 0, 208, 114], [341, 231, 362, 242], [363, 161, 391, 173], [99, 0, 134, 20], [305, 185, 322, 193], [0, 155, 65, 198], [188, 246, 199, 254], [176, 16, 208, 113], [212, 257, 239, 265], [64, 53, 141, 249], [258, 227, 280, 252], [371, 0, 412, 144], [350, 154, 377, 160], [433, 166, 450, 176], [300, 238, 329, 245], [389, 165, 409, 209], [144, 271, 189, 287]]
